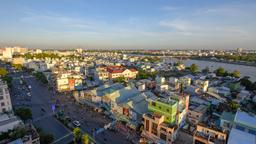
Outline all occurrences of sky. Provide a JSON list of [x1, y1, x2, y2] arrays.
[[0, 0, 256, 50]]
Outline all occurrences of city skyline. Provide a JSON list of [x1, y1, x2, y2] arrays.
[[1, 0, 256, 50]]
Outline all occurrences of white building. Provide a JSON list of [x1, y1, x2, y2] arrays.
[[0, 114, 23, 133], [0, 80, 12, 113]]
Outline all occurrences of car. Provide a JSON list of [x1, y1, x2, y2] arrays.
[[73, 120, 81, 127]]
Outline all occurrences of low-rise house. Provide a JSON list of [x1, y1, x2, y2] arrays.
[[193, 123, 227, 144], [188, 104, 208, 125], [96, 66, 138, 80], [227, 128, 256, 144], [0, 114, 23, 133]]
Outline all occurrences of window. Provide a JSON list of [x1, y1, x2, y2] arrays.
[[160, 127, 166, 132], [1, 102, 5, 106], [160, 133, 167, 141], [145, 120, 149, 131], [2, 108, 6, 112], [152, 123, 158, 135], [0, 96, 3, 100]]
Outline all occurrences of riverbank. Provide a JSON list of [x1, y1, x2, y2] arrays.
[[191, 58, 256, 67]]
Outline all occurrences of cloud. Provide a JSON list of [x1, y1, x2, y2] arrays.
[[21, 11, 93, 29]]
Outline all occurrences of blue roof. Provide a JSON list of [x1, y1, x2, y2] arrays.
[[234, 110, 256, 129]]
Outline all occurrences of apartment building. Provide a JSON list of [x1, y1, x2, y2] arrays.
[[148, 99, 178, 124], [0, 80, 12, 113], [141, 113, 178, 144]]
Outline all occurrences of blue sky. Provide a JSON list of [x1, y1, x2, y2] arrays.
[[0, 0, 256, 50]]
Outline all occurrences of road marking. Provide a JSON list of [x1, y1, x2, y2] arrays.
[[52, 132, 73, 144]]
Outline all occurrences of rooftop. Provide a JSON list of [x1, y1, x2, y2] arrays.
[[234, 110, 256, 129], [228, 128, 256, 144]]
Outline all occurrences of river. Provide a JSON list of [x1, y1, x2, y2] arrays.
[[171, 58, 256, 82]]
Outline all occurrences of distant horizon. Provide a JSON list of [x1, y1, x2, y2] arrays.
[[1, 46, 255, 51], [1, 0, 256, 50]]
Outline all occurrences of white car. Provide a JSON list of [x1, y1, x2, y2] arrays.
[[73, 120, 81, 127]]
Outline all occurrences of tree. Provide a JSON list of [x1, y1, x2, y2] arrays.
[[82, 133, 89, 144], [189, 64, 199, 73], [240, 76, 256, 91], [229, 101, 239, 111], [40, 132, 54, 144], [202, 66, 210, 73], [113, 76, 126, 83], [231, 70, 241, 78], [12, 64, 23, 71], [0, 67, 8, 77], [215, 67, 225, 76], [15, 107, 32, 121], [73, 128, 82, 143]]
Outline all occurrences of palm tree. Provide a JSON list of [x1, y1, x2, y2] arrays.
[[73, 128, 82, 143], [82, 133, 89, 144]]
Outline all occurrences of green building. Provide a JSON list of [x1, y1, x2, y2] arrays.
[[148, 99, 178, 124]]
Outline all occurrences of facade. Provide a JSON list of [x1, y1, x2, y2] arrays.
[[188, 104, 208, 125], [96, 66, 138, 80], [0, 80, 12, 113], [233, 110, 256, 135], [193, 124, 227, 144], [141, 113, 177, 144], [148, 99, 178, 124]]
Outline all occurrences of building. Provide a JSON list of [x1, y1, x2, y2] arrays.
[[148, 99, 178, 124], [0, 80, 12, 113], [227, 128, 256, 144], [233, 110, 256, 135], [0, 114, 23, 133], [193, 124, 227, 144], [7, 124, 40, 144], [188, 104, 208, 125], [96, 66, 138, 80], [141, 113, 178, 144]]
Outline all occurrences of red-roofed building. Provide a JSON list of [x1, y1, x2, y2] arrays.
[[97, 66, 138, 80]]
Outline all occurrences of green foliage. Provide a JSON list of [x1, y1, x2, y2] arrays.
[[173, 61, 183, 66], [202, 66, 210, 73], [240, 77, 256, 91], [82, 133, 89, 144], [113, 76, 126, 83], [15, 107, 32, 121], [215, 54, 256, 62], [73, 128, 82, 143], [136, 70, 157, 79], [230, 70, 241, 78], [2, 76, 12, 87], [142, 57, 161, 63], [34, 72, 48, 84], [215, 67, 225, 76], [38, 129, 54, 144], [12, 64, 23, 71], [24, 53, 60, 59], [229, 101, 239, 111], [0, 67, 8, 77], [189, 63, 199, 73]]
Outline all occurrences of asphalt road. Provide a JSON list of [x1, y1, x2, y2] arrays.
[[10, 72, 73, 144]]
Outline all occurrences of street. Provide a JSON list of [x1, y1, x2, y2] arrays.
[[10, 72, 73, 144]]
